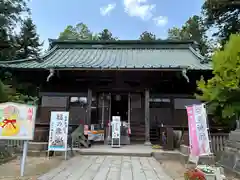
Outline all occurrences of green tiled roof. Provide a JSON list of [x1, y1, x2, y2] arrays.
[[0, 39, 211, 70]]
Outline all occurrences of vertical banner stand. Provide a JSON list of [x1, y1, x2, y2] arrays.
[[20, 140, 29, 177], [47, 111, 69, 161], [111, 116, 121, 148], [64, 141, 68, 160], [203, 103, 215, 165], [186, 103, 213, 168]]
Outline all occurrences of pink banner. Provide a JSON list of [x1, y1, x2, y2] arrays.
[[186, 106, 200, 156]]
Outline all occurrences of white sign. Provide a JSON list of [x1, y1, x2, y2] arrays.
[[48, 111, 69, 151], [194, 104, 211, 156], [112, 116, 121, 139], [111, 116, 121, 147]]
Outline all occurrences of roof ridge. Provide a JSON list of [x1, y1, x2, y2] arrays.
[[188, 46, 207, 63], [49, 38, 196, 45], [0, 45, 59, 64]]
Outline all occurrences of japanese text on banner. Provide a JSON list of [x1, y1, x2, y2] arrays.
[[194, 104, 211, 155], [48, 111, 69, 152]]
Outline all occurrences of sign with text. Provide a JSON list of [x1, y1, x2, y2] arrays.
[[0, 102, 36, 140], [112, 116, 121, 139], [186, 104, 211, 163], [48, 111, 69, 151], [111, 116, 121, 147], [194, 104, 211, 156]]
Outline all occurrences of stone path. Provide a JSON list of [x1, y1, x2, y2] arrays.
[[38, 155, 173, 180]]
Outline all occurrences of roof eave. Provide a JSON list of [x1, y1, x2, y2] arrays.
[[0, 45, 59, 64]]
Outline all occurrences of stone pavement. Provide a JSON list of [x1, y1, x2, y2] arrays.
[[38, 155, 173, 180]]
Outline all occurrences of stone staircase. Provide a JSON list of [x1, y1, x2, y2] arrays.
[[130, 120, 160, 144], [150, 128, 160, 144], [130, 121, 145, 143]]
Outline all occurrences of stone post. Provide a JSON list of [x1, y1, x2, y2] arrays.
[[144, 89, 151, 146]]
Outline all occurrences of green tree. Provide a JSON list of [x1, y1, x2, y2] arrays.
[[0, 80, 8, 102], [168, 15, 209, 56], [59, 23, 94, 40], [202, 0, 240, 46], [98, 29, 118, 41], [0, 0, 29, 60], [139, 31, 156, 41], [196, 34, 240, 124], [16, 18, 42, 59], [168, 27, 189, 40]]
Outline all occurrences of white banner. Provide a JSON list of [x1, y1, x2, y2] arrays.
[[48, 111, 69, 151], [193, 104, 211, 156], [112, 116, 121, 139]]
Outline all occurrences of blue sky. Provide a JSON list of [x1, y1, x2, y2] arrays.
[[28, 0, 203, 50]]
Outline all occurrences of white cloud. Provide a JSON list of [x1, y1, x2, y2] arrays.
[[123, 0, 156, 20], [100, 3, 116, 16], [153, 16, 168, 26]]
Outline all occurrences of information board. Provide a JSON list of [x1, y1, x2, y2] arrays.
[[111, 116, 121, 148], [0, 102, 36, 140], [48, 111, 69, 152]]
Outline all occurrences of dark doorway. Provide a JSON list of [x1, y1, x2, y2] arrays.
[[111, 94, 128, 121]]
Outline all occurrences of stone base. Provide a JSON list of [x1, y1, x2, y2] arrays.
[[228, 130, 240, 142], [179, 145, 215, 165], [218, 130, 240, 175], [28, 142, 48, 151], [105, 136, 130, 145], [218, 145, 240, 174]]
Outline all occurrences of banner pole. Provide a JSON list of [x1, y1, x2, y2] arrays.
[[65, 138, 68, 160], [20, 140, 29, 177]]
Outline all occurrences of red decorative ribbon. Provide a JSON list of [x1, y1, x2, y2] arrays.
[[1, 119, 16, 129]]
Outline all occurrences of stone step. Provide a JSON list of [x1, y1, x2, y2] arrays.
[[28, 142, 48, 151]]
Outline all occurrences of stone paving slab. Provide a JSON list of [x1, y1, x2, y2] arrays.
[[38, 155, 173, 180]]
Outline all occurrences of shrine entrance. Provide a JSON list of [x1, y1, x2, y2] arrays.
[[97, 92, 131, 144], [111, 93, 128, 122]]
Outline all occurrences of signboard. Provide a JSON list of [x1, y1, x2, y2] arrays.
[[0, 102, 36, 140], [186, 104, 211, 164], [88, 124, 104, 141], [48, 111, 69, 151], [194, 104, 211, 156], [111, 116, 121, 147]]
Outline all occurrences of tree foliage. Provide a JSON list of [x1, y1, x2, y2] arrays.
[[139, 31, 157, 41], [97, 29, 118, 41], [59, 23, 96, 40], [59, 23, 119, 41], [168, 15, 209, 56], [15, 18, 43, 59], [0, 0, 30, 61], [196, 34, 240, 123], [202, 0, 240, 46]]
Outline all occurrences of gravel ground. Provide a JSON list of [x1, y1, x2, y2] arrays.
[[0, 156, 62, 180]]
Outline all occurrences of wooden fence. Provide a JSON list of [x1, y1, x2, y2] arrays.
[[210, 133, 229, 154]]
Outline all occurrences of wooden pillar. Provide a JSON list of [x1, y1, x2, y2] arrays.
[[87, 89, 92, 125], [144, 89, 151, 145], [101, 93, 105, 126]]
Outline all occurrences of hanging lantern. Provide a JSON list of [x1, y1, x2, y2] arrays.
[[115, 94, 121, 101]]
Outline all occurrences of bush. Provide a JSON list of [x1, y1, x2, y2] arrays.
[[184, 168, 206, 180]]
